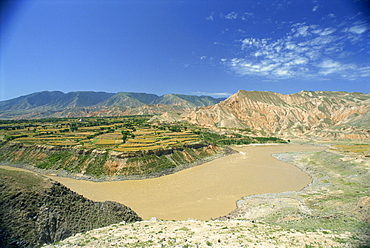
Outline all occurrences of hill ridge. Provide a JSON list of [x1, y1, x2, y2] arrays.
[[0, 91, 225, 119]]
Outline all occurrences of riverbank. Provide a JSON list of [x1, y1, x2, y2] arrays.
[[218, 146, 370, 245], [0, 146, 237, 182]]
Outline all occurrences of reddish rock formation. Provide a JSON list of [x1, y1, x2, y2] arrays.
[[185, 90, 370, 140]]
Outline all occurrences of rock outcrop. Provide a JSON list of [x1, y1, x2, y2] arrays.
[[0, 168, 142, 247], [185, 90, 370, 140]]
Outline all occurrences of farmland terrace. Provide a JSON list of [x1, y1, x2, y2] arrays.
[[0, 116, 285, 180]]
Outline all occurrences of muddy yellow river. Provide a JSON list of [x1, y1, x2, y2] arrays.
[[1, 144, 325, 220]]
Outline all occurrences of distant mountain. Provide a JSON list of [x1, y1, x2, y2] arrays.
[[0, 91, 114, 111], [153, 94, 223, 108], [97, 92, 159, 108], [0, 91, 66, 111], [48, 91, 115, 109], [0, 91, 224, 119], [185, 90, 370, 140]]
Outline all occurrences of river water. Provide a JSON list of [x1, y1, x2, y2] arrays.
[[1, 144, 325, 220]]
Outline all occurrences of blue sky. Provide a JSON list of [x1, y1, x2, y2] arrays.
[[1, 0, 369, 100]]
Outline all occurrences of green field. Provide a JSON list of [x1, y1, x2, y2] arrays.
[[0, 117, 202, 151], [0, 116, 286, 152]]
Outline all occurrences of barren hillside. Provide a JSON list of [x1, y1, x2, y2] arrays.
[[186, 90, 370, 140]]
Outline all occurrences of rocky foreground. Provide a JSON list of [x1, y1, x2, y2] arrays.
[[0, 169, 142, 247], [44, 143, 370, 247], [43, 218, 355, 247]]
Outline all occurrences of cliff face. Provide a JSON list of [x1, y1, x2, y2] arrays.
[[0, 169, 142, 247], [0, 142, 221, 179], [185, 90, 370, 140]]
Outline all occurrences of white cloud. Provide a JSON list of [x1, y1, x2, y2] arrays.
[[317, 59, 341, 75], [359, 66, 370, 77], [221, 21, 370, 81], [312, 5, 319, 11], [242, 12, 254, 20], [292, 57, 309, 65], [319, 59, 341, 68], [316, 59, 361, 76], [309, 36, 337, 46], [347, 25, 367, 34], [206, 12, 215, 21], [318, 27, 337, 36], [192, 91, 231, 97], [293, 25, 310, 37], [223, 12, 238, 20], [274, 68, 292, 77]]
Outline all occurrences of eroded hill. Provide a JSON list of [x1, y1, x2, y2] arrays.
[[185, 90, 370, 140]]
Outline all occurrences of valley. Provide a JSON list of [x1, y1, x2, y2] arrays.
[[44, 142, 370, 247], [0, 89, 369, 247]]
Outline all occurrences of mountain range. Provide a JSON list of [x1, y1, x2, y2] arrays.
[[0, 91, 224, 119], [1, 90, 369, 140]]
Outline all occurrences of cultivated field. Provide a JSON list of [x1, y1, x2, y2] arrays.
[[0, 117, 201, 152], [0, 116, 285, 153]]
